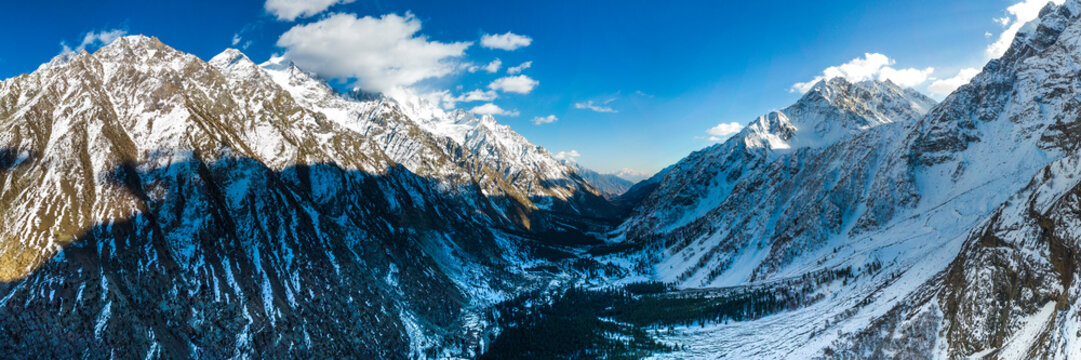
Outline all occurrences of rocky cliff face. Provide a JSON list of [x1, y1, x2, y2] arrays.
[[0, 36, 612, 358]]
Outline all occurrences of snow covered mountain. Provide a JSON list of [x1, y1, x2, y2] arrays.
[[621, 77, 937, 275], [0, 36, 614, 358], [216, 49, 617, 227], [8, 1, 1081, 358], [608, 1, 1081, 358]]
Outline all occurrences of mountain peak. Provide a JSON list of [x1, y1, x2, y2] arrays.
[[209, 48, 254, 68], [89, 34, 195, 70], [737, 79, 934, 150], [209, 48, 263, 81], [212, 48, 248, 62], [810, 76, 854, 91], [803, 78, 905, 104], [104, 34, 167, 52]]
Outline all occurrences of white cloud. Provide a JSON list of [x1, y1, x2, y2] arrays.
[[480, 32, 532, 50], [928, 68, 981, 95], [507, 61, 532, 74], [553, 150, 581, 161], [790, 53, 933, 93], [986, 0, 1065, 58], [265, 0, 355, 21], [574, 100, 617, 113], [276, 13, 471, 93], [532, 115, 558, 125], [488, 75, 538, 94], [470, 103, 519, 117], [439, 89, 498, 109], [231, 33, 252, 50], [483, 58, 502, 73], [706, 122, 744, 141], [877, 66, 935, 88], [461, 89, 498, 101], [61, 29, 127, 54]]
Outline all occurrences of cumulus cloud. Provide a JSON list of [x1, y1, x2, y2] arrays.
[[480, 32, 532, 50], [507, 61, 532, 74], [61, 29, 127, 54], [488, 75, 538, 94], [276, 13, 471, 93], [438, 89, 499, 109], [265, 0, 355, 21], [706, 122, 744, 141], [574, 100, 617, 113], [532, 115, 558, 125], [470, 103, 519, 117], [465, 59, 501, 73], [483, 58, 502, 73], [928, 68, 982, 95], [790, 53, 933, 93], [877, 66, 935, 88], [987, 0, 1065, 58], [553, 150, 581, 161], [460, 89, 498, 101]]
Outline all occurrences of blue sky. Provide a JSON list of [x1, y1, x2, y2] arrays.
[[0, 0, 1054, 177]]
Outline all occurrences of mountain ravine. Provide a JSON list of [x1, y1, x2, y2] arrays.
[[7, 1, 1081, 359]]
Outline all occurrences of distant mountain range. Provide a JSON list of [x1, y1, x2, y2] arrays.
[[560, 160, 637, 198]]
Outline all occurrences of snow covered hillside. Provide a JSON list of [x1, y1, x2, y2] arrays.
[[607, 1, 1081, 358]]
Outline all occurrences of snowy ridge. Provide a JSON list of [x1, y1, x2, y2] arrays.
[[247, 53, 610, 218], [623, 78, 936, 242], [740, 78, 936, 151]]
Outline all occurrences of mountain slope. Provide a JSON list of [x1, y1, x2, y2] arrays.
[[0, 36, 609, 358], [619, 78, 936, 286], [612, 1, 1081, 358], [825, 2, 1081, 358]]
